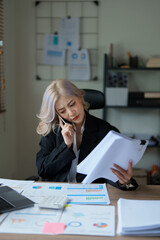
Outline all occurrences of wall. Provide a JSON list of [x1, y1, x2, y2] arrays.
[[0, 0, 17, 178], [98, 0, 160, 169], [0, 0, 159, 180]]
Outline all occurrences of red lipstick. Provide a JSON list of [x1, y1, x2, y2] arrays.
[[73, 115, 79, 121]]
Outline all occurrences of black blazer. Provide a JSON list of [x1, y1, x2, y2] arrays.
[[36, 112, 138, 190]]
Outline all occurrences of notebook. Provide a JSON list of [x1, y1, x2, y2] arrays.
[[0, 186, 35, 214]]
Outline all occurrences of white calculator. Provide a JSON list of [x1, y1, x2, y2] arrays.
[[38, 195, 68, 210]]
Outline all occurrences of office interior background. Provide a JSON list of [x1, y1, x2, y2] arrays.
[[0, 0, 159, 180]]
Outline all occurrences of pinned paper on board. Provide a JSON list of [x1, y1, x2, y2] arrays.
[[59, 17, 80, 49], [43, 34, 65, 66], [68, 49, 90, 80]]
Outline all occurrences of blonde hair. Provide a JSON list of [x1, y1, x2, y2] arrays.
[[36, 79, 89, 136]]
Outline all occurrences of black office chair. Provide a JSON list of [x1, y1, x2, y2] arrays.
[[26, 89, 105, 181], [83, 89, 105, 110]]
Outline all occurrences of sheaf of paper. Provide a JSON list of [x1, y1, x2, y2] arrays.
[[0, 206, 62, 234], [117, 198, 160, 236], [22, 182, 110, 205], [0, 178, 34, 193], [60, 204, 115, 236], [43, 34, 65, 66], [59, 17, 80, 49], [77, 130, 148, 183], [68, 49, 90, 80]]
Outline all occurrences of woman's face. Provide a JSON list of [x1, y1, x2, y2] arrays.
[[55, 95, 85, 126]]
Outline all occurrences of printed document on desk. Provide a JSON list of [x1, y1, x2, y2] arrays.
[[0, 178, 34, 193], [77, 130, 148, 183], [60, 204, 115, 236], [0, 205, 62, 234], [22, 182, 110, 205], [0, 204, 115, 236]]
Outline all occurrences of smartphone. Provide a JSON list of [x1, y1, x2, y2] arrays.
[[56, 112, 72, 125]]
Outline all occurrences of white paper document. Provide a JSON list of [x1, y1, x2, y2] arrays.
[[117, 198, 160, 236], [59, 17, 80, 49], [0, 204, 115, 236], [66, 183, 110, 205], [0, 181, 112, 236], [77, 130, 148, 183], [68, 49, 90, 80], [0, 178, 34, 193], [0, 206, 62, 234], [43, 34, 65, 66], [22, 183, 110, 205], [60, 204, 115, 236]]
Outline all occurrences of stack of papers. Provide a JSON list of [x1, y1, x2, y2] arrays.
[[117, 198, 160, 236], [77, 130, 148, 184]]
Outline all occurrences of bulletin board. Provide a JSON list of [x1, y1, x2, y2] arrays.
[[35, 0, 99, 81]]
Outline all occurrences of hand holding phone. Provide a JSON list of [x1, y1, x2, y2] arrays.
[[56, 112, 71, 125], [56, 112, 74, 148]]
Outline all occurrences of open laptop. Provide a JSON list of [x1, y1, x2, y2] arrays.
[[0, 186, 35, 214]]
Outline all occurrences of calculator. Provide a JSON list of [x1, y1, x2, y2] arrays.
[[38, 195, 68, 210]]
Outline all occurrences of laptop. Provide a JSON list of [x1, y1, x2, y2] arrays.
[[0, 186, 35, 214]]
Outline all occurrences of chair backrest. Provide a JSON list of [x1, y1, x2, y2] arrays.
[[83, 89, 105, 110]]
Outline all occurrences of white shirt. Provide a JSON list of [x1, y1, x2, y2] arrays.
[[67, 122, 85, 182]]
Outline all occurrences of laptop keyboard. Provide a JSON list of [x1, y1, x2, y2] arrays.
[[0, 197, 14, 212]]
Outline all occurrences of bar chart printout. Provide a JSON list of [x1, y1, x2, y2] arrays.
[[22, 183, 110, 205]]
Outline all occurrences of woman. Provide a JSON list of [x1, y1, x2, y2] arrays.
[[36, 79, 138, 190]]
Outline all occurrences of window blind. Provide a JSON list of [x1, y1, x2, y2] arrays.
[[0, 0, 5, 114]]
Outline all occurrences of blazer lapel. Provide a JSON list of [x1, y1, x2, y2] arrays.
[[78, 113, 99, 163]]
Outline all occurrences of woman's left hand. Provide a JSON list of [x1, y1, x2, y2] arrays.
[[111, 160, 133, 185]]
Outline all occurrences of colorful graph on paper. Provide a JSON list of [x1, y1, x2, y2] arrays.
[[22, 183, 110, 205]]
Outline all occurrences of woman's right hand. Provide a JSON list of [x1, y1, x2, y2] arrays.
[[59, 118, 74, 148]]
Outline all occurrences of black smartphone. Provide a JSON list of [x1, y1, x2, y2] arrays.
[[56, 112, 72, 125]]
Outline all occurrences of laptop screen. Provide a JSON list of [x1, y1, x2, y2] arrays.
[[2, 190, 26, 202], [0, 186, 35, 214]]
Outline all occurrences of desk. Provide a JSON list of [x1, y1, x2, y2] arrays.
[[0, 184, 160, 240]]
